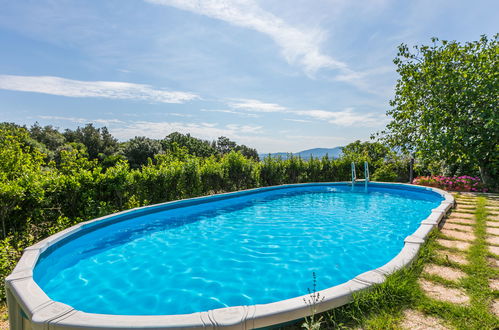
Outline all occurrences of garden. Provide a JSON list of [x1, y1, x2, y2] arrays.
[[1, 34, 497, 329]]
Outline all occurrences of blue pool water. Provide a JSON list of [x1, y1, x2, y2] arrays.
[[34, 184, 442, 315]]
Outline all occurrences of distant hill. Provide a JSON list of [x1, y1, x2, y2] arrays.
[[259, 147, 343, 160]]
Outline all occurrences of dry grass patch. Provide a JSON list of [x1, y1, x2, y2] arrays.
[[400, 309, 451, 330], [441, 229, 475, 242], [436, 239, 470, 251], [418, 279, 470, 305], [423, 264, 466, 282]]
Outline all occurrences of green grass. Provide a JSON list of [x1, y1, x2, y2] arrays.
[[280, 194, 499, 329]]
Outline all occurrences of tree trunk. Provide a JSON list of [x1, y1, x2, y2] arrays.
[[479, 163, 494, 188], [409, 158, 414, 183]]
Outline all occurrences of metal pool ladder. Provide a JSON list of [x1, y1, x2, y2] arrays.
[[351, 162, 356, 190], [351, 161, 370, 192], [364, 161, 369, 192]]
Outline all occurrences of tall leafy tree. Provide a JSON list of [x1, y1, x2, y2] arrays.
[[162, 132, 217, 157], [382, 35, 498, 186], [29, 123, 66, 151], [0, 125, 47, 237], [64, 124, 118, 160], [216, 136, 237, 154], [122, 136, 163, 168], [235, 144, 259, 161], [341, 140, 391, 165]]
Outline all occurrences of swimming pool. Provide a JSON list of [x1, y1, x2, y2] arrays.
[[6, 182, 454, 329]]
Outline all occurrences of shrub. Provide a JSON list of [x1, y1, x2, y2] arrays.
[[372, 163, 399, 182], [413, 175, 487, 192]]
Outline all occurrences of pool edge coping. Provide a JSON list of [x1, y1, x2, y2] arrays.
[[5, 182, 454, 330]]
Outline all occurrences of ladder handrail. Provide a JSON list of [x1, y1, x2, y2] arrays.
[[364, 161, 369, 192], [351, 162, 356, 188]]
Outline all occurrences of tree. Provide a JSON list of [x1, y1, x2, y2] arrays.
[[341, 140, 391, 166], [30, 123, 66, 151], [382, 35, 498, 187], [122, 136, 163, 168], [162, 132, 217, 157], [64, 124, 118, 160], [235, 144, 259, 161], [0, 125, 47, 237], [216, 136, 237, 154]]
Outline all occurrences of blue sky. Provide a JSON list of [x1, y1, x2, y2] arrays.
[[0, 0, 497, 153]]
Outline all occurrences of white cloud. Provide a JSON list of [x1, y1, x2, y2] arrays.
[[294, 108, 386, 127], [284, 118, 312, 123], [145, 0, 346, 75], [200, 109, 259, 118], [109, 120, 263, 141], [227, 98, 385, 127], [334, 66, 395, 96], [37, 115, 124, 125], [166, 113, 194, 118], [229, 98, 287, 113], [225, 123, 263, 133], [0, 74, 199, 103]]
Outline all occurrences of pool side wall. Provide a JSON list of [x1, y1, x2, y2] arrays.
[[5, 182, 454, 330]]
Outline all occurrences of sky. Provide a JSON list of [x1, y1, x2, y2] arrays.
[[0, 1, 497, 153]]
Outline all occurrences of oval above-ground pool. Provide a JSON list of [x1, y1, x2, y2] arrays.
[[6, 182, 454, 330]]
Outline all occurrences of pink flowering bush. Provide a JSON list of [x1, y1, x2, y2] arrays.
[[413, 175, 487, 192]]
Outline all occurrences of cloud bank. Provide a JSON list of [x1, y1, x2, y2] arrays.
[[145, 0, 346, 75], [0, 75, 199, 103], [228, 98, 385, 127]]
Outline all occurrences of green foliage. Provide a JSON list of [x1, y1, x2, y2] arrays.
[[258, 156, 286, 186], [341, 140, 391, 165], [29, 123, 66, 160], [235, 144, 259, 161], [0, 237, 22, 296], [372, 163, 399, 182], [0, 125, 48, 238], [221, 151, 257, 190], [122, 136, 163, 169], [216, 136, 237, 154], [63, 123, 118, 161], [162, 132, 217, 158], [382, 34, 499, 187]]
